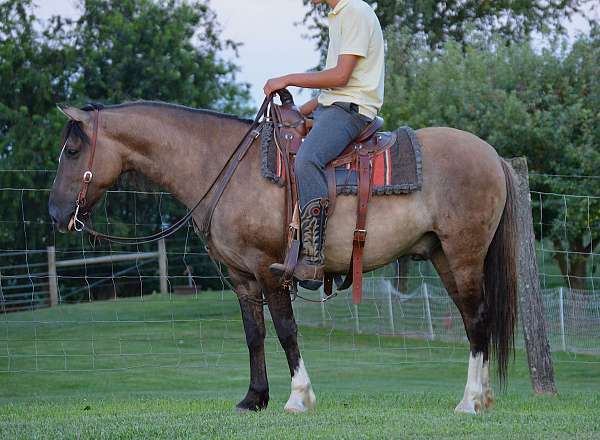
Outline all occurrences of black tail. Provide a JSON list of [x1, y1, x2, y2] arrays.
[[484, 160, 518, 387]]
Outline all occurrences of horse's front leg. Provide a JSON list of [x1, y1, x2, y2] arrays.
[[229, 269, 269, 411], [260, 271, 316, 413]]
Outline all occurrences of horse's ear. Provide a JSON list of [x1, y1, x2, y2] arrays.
[[56, 105, 92, 124]]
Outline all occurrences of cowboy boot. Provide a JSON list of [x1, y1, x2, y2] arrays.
[[270, 198, 329, 290]]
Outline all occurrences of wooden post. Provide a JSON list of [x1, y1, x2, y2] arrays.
[[508, 157, 557, 395], [158, 239, 168, 295], [47, 246, 58, 307]]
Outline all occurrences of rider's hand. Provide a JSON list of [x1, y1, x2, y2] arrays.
[[263, 76, 289, 95]]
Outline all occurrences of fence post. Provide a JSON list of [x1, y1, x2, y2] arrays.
[[320, 287, 327, 327], [508, 157, 557, 395], [559, 287, 567, 352], [422, 283, 434, 340], [158, 239, 168, 295], [47, 246, 58, 307], [354, 304, 361, 334], [387, 283, 395, 335]]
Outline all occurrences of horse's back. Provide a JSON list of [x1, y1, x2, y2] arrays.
[[325, 126, 507, 272]]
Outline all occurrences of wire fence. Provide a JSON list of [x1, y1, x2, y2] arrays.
[[1, 169, 600, 374], [292, 280, 600, 356]]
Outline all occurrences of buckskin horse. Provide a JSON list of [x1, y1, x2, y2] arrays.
[[48, 94, 517, 415]]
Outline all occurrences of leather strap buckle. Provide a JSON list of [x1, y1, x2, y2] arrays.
[[82, 171, 93, 183], [353, 229, 367, 245]]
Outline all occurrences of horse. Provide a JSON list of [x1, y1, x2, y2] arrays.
[[48, 100, 518, 415]]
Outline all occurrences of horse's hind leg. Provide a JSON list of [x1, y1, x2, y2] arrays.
[[229, 269, 270, 411], [259, 271, 316, 413], [430, 248, 491, 414]]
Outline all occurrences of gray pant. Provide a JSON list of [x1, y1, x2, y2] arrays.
[[295, 103, 372, 209]]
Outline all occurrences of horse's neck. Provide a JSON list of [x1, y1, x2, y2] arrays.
[[121, 110, 251, 210]]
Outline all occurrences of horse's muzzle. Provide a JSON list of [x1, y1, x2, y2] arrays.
[[48, 201, 75, 233]]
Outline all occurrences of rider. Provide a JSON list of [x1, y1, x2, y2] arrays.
[[265, 0, 385, 290]]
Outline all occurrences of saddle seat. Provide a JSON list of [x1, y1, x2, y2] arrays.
[[271, 95, 394, 161]]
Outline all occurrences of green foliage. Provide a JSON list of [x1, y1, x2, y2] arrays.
[[383, 28, 600, 287], [72, 0, 251, 113], [302, 0, 592, 64], [1, 0, 251, 171]]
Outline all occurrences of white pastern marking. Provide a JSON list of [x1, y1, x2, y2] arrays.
[[481, 360, 490, 391], [284, 357, 316, 413], [455, 352, 484, 415], [481, 360, 494, 408]]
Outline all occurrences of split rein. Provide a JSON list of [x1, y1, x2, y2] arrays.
[[72, 96, 271, 244]]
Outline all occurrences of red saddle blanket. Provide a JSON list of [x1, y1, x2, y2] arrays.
[[261, 126, 423, 195]]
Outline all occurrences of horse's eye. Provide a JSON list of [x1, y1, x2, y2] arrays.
[[66, 147, 79, 157]]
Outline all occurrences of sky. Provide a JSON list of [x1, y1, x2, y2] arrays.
[[35, 0, 597, 106], [35, 0, 320, 105]]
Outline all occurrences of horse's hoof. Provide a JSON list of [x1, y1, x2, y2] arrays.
[[235, 402, 266, 412], [284, 386, 316, 413], [235, 391, 269, 412], [454, 398, 481, 415]]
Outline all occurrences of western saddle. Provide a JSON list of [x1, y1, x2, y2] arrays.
[[271, 90, 396, 304]]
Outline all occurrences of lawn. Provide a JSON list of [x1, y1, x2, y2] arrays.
[[1, 292, 599, 439]]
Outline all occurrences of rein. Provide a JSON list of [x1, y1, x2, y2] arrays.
[[73, 96, 272, 245]]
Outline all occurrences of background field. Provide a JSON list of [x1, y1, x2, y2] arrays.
[[1, 292, 599, 439]]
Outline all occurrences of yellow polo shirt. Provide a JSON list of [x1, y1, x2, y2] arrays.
[[318, 0, 385, 119]]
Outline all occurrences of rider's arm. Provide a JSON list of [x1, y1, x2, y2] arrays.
[[263, 55, 360, 95]]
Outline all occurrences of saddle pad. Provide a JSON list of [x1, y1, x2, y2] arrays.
[[260, 125, 423, 196]]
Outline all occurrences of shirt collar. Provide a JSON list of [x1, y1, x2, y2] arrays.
[[329, 0, 350, 16]]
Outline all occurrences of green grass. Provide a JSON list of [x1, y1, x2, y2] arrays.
[[1, 292, 599, 439]]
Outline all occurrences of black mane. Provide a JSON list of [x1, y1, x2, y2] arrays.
[[85, 100, 253, 124], [60, 100, 253, 146]]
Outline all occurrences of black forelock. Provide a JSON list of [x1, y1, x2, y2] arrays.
[[60, 120, 90, 146]]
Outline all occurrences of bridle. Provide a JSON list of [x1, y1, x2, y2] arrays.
[[72, 109, 100, 232], [68, 95, 272, 244]]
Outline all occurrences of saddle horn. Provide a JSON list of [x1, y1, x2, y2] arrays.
[[275, 89, 295, 106]]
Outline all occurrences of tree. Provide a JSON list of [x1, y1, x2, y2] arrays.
[[383, 28, 600, 289], [0, 0, 251, 296], [71, 0, 251, 114], [302, 0, 593, 64]]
